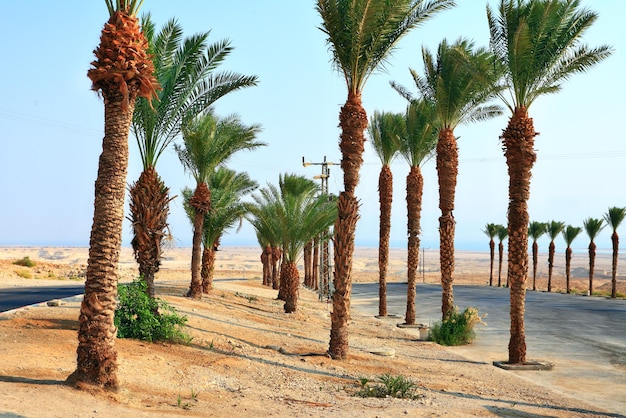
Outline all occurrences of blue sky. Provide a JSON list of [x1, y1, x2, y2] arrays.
[[0, 1, 624, 253]]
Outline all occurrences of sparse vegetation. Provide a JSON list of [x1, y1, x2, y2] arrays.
[[430, 307, 486, 346], [13, 256, 36, 267], [115, 279, 190, 343], [235, 292, 258, 303], [355, 373, 421, 399], [14, 269, 33, 279]]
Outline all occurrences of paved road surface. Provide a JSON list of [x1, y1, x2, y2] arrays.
[[0, 285, 83, 313], [351, 282, 626, 415]]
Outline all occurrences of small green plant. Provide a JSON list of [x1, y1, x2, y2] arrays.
[[115, 279, 190, 343], [355, 373, 420, 399], [235, 292, 258, 303], [177, 390, 198, 410], [13, 256, 36, 267], [430, 307, 486, 346], [14, 269, 33, 279]]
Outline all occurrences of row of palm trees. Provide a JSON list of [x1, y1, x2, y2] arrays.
[[72, 0, 610, 389], [485, 207, 626, 298]]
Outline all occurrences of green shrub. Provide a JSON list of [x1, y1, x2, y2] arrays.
[[14, 269, 33, 279], [355, 373, 420, 399], [430, 307, 486, 346], [13, 256, 36, 267], [115, 279, 190, 343]]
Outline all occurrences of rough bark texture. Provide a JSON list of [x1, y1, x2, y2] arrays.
[[378, 165, 393, 317], [489, 240, 495, 286], [437, 129, 458, 318], [304, 241, 312, 288], [565, 247, 573, 294], [312, 236, 320, 291], [201, 245, 216, 294], [588, 241, 596, 295], [547, 241, 556, 292], [278, 260, 287, 301], [271, 247, 281, 290], [329, 92, 367, 360], [405, 167, 423, 326], [611, 233, 619, 298], [129, 167, 171, 300], [283, 262, 300, 313], [261, 246, 271, 287], [329, 193, 360, 359], [188, 183, 211, 299], [532, 241, 539, 291], [502, 107, 536, 365]]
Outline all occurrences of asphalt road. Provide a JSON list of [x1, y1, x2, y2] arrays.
[[0, 285, 84, 313], [351, 282, 626, 415]]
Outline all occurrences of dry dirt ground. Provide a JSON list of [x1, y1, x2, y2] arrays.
[[0, 247, 623, 417]]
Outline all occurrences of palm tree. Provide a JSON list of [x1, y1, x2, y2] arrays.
[[562, 225, 582, 294], [68, 0, 159, 390], [368, 111, 404, 317], [176, 110, 263, 299], [528, 221, 547, 291], [392, 38, 502, 319], [129, 17, 258, 300], [583, 217, 605, 296], [248, 174, 337, 313], [316, 0, 454, 360], [487, 0, 611, 364], [546, 221, 565, 292], [604, 207, 626, 298], [496, 224, 508, 287], [399, 100, 438, 325], [182, 167, 258, 293], [483, 223, 499, 286]]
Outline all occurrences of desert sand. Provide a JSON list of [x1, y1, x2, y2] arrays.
[[0, 246, 623, 417]]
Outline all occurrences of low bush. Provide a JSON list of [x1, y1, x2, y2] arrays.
[[355, 373, 421, 399], [13, 256, 36, 267], [430, 306, 486, 346], [115, 279, 190, 343]]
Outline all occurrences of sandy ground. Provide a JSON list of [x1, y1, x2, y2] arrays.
[[0, 246, 624, 417]]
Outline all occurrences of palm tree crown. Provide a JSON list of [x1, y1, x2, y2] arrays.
[[562, 225, 582, 247], [369, 111, 404, 166], [604, 207, 626, 233], [487, 0, 612, 112], [583, 217, 605, 241]]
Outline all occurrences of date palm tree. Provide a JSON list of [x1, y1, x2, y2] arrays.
[[248, 174, 337, 313], [176, 110, 263, 299], [496, 224, 508, 287], [546, 221, 565, 292], [487, 0, 611, 364], [583, 217, 605, 296], [528, 221, 547, 291], [399, 100, 437, 325], [483, 223, 498, 286], [316, 0, 454, 359], [182, 167, 258, 293], [129, 17, 258, 299], [67, 0, 159, 390], [368, 111, 404, 317], [562, 225, 582, 294], [604, 206, 626, 298], [392, 38, 502, 318]]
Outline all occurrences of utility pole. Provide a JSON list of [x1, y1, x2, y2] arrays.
[[303, 156, 335, 302]]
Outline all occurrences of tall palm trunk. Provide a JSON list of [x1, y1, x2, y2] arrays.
[[312, 236, 320, 291], [588, 241, 596, 295], [261, 246, 271, 286], [547, 241, 556, 292], [503, 107, 536, 365], [69, 93, 134, 389], [565, 247, 573, 294], [304, 241, 312, 287], [129, 167, 171, 300], [532, 241, 539, 291], [611, 232, 619, 298], [405, 166, 423, 325], [271, 246, 281, 290], [189, 183, 210, 299], [278, 258, 288, 301], [378, 165, 393, 317], [283, 262, 300, 313], [498, 242, 504, 287], [489, 239, 495, 286], [437, 128, 457, 319], [329, 91, 367, 359], [201, 243, 217, 294]]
